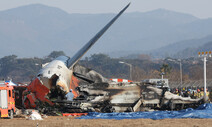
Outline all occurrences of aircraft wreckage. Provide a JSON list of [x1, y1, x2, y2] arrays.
[[17, 3, 205, 114]]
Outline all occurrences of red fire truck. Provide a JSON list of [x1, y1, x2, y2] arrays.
[[0, 82, 15, 119]]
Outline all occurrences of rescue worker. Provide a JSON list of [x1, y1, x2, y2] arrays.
[[206, 88, 210, 101], [200, 88, 204, 97], [188, 89, 191, 97], [179, 90, 183, 97], [182, 88, 186, 97], [65, 89, 74, 101], [192, 90, 197, 99], [190, 90, 195, 99], [175, 89, 179, 96], [196, 89, 201, 98], [184, 90, 190, 97]]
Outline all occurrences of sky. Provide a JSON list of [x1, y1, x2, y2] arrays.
[[0, 0, 212, 18]]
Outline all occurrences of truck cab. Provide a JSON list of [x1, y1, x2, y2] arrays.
[[0, 81, 15, 119]]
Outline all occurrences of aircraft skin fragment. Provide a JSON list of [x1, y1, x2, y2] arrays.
[[69, 75, 80, 98], [109, 84, 141, 104], [23, 78, 54, 108]]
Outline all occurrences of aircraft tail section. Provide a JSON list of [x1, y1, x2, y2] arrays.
[[67, 3, 130, 68]]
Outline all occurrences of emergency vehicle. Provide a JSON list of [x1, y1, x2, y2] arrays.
[[0, 81, 15, 119]]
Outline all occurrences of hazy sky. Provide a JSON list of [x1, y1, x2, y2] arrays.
[[0, 0, 212, 18]]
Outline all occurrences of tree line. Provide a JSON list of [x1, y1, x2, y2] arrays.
[[0, 51, 210, 84]]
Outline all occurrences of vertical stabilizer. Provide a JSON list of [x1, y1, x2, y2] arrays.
[[67, 3, 130, 68]]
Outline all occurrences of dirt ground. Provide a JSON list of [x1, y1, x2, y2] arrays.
[[0, 116, 212, 127]]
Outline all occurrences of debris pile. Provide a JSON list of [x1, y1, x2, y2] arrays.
[[15, 109, 45, 120], [28, 110, 43, 120]]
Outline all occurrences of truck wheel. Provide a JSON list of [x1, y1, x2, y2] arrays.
[[9, 110, 13, 119]]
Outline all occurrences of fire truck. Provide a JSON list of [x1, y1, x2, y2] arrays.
[[0, 81, 15, 119]]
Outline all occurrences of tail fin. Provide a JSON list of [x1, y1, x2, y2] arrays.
[[67, 3, 130, 68]]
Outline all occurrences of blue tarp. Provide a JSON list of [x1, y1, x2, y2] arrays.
[[78, 103, 212, 120]]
